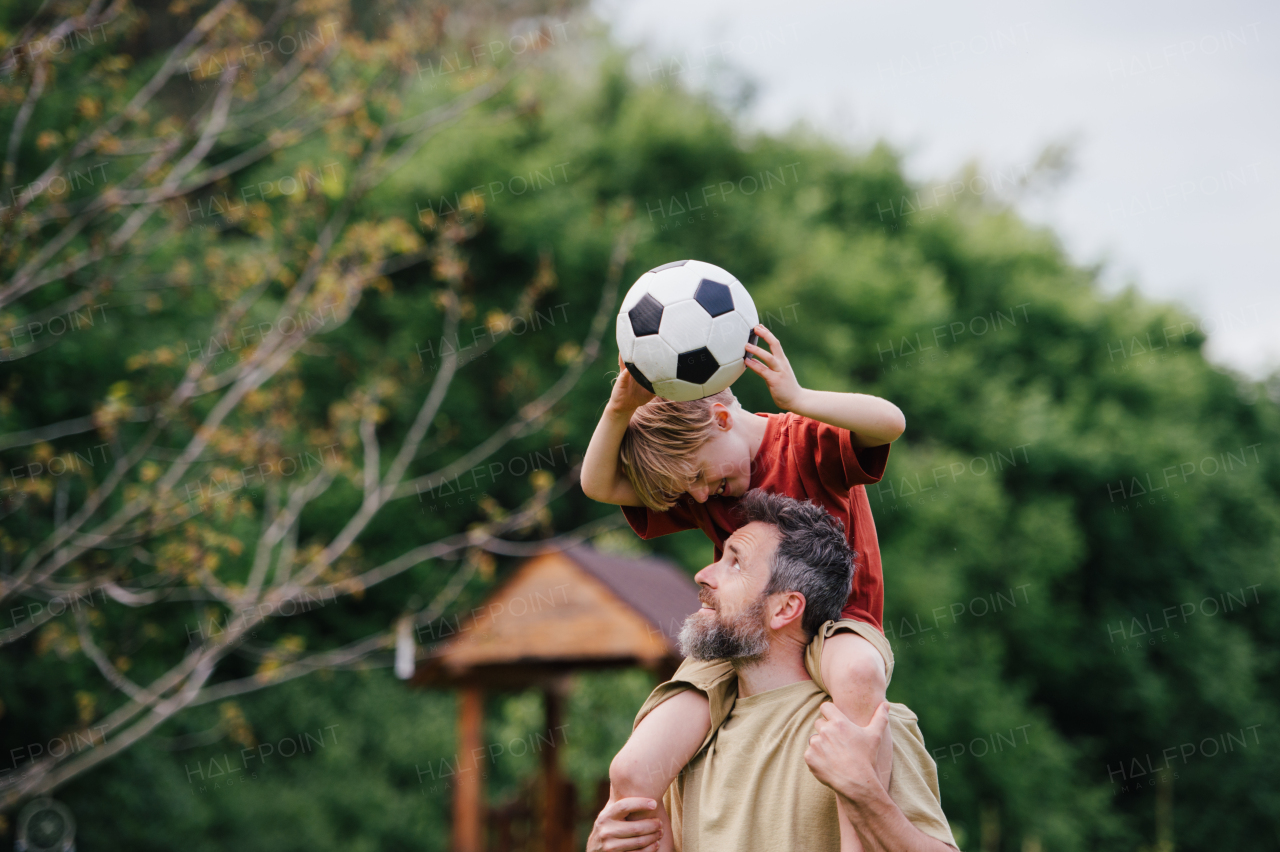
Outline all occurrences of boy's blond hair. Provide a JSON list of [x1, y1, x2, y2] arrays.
[[618, 387, 739, 512]]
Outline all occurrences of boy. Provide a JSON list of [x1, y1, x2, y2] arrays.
[[582, 323, 907, 850]]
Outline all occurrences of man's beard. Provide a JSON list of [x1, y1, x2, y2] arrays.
[[678, 593, 770, 664]]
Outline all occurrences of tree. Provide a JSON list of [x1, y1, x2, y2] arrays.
[[0, 0, 626, 811], [4, 1, 1278, 849]]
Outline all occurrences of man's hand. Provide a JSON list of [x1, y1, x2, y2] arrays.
[[743, 324, 806, 412], [610, 354, 657, 413], [805, 701, 891, 804], [587, 797, 663, 852]]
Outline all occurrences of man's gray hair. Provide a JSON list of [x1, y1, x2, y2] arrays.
[[732, 489, 855, 638]]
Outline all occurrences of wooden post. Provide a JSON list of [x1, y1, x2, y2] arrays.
[[542, 685, 565, 852], [453, 687, 485, 852]]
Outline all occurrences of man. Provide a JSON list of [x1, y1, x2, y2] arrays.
[[588, 489, 958, 852]]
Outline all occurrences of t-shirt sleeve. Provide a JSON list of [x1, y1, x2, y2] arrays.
[[621, 497, 699, 540], [887, 704, 959, 849], [807, 417, 890, 489], [633, 657, 738, 757]]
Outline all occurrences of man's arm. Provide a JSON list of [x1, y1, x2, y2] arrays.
[[744, 326, 905, 448], [582, 355, 653, 505], [839, 790, 956, 852], [806, 703, 956, 852]]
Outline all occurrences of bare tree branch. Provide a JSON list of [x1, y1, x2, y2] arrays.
[[0, 2, 610, 811]]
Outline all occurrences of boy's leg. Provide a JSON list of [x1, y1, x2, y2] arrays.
[[610, 689, 711, 852], [812, 623, 894, 789]]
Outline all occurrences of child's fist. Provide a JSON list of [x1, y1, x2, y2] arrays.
[[610, 354, 657, 412]]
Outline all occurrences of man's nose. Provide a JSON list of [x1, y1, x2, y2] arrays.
[[689, 483, 708, 503]]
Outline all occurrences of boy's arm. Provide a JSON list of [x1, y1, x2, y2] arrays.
[[822, 632, 893, 790], [745, 325, 905, 448], [790, 389, 905, 449], [610, 690, 712, 852], [582, 355, 655, 506]]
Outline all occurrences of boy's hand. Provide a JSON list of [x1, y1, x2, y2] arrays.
[[744, 324, 805, 411], [587, 797, 662, 852], [610, 354, 657, 413]]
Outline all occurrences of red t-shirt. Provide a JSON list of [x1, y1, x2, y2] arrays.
[[621, 411, 891, 630]]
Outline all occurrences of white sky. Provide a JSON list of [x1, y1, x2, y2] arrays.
[[595, 0, 1279, 378]]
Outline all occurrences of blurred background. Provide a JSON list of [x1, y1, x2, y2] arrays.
[[0, 1, 1277, 850]]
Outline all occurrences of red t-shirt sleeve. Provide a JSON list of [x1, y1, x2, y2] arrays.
[[620, 498, 698, 540], [808, 418, 890, 490]]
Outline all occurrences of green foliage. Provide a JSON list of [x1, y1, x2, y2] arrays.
[[57, 670, 456, 852], [2, 5, 1278, 851]]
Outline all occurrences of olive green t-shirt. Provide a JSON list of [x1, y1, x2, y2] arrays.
[[637, 619, 958, 850], [672, 677, 843, 851]]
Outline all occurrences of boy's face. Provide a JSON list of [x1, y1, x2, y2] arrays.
[[685, 405, 754, 503]]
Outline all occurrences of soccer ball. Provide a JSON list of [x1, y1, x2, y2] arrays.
[[616, 259, 759, 402]]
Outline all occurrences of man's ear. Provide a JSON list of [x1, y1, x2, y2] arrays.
[[768, 590, 806, 632]]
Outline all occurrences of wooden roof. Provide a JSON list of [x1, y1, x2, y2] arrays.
[[411, 543, 701, 689]]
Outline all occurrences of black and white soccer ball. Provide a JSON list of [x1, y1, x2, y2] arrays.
[[616, 259, 759, 402]]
